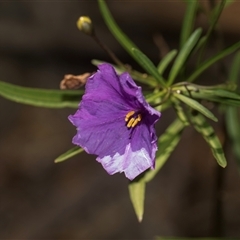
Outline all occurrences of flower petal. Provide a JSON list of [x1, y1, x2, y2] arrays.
[[98, 142, 155, 180], [69, 101, 130, 157], [69, 63, 161, 180], [84, 64, 131, 109]]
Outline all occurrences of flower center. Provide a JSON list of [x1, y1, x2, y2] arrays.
[[125, 111, 142, 128]]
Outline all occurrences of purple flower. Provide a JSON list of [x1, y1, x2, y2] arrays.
[[69, 63, 160, 180]]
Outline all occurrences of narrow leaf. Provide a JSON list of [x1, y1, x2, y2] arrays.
[[203, 89, 240, 100], [168, 28, 202, 86], [190, 112, 227, 168], [178, 86, 240, 106], [128, 119, 184, 222], [132, 48, 166, 86], [157, 49, 178, 75], [54, 147, 84, 163], [226, 0, 235, 7], [187, 41, 240, 83], [180, 0, 199, 48], [226, 107, 240, 160], [226, 51, 240, 162], [171, 96, 190, 126], [229, 51, 240, 84], [174, 93, 218, 122], [144, 119, 185, 182], [191, 93, 240, 107], [128, 180, 145, 222], [197, 0, 226, 64], [0, 81, 82, 108], [98, 0, 140, 63]]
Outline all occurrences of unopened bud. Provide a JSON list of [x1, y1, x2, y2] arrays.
[[76, 16, 94, 36]]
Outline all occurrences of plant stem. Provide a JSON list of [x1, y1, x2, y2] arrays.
[[92, 33, 125, 69]]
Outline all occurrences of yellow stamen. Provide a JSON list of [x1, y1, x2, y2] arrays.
[[127, 118, 135, 128], [125, 111, 135, 122], [131, 114, 142, 127], [125, 111, 142, 128]]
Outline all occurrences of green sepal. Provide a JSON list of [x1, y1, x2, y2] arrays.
[[0, 81, 82, 108], [54, 147, 84, 163], [190, 112, 227, 168]]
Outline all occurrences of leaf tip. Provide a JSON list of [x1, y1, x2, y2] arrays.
[[137, 214, 143, 223], [221, 162, 227, 168]]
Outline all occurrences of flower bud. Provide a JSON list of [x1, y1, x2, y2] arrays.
[[76, 16, 94, 36], [60, 73, 91, 89]]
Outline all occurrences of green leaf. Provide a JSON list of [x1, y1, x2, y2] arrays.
[[176, 86, 240, 106], [209, 0, 227, 36], [197, 0, 226, 64], [193, 35, 207, 54], [191, 93, 240, 107], [180, 0, 199, 48], [128, 180, 145, 222], [0, 81, 82, 108], [226, 51, 240, 163], [157, 49, 178, 75], [98, 0, 139, 63], [144, 119, 184, 182], [167, 28, 202, 86], [54, 147, 84, 163], [190, 112, 227, 168], [226, 107, 240, 158], [226, 0, 235, 7], [171, 96, 190, 126], [173, 93, 218, 122], [203, 89, 240, 100], [187, 41, 240, 82], [131, 48, 166, 86], [128, 119, 184, 221], [229, 51, 240, 84]]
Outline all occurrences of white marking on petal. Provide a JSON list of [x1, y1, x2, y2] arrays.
[[97, 143, 153, 180]]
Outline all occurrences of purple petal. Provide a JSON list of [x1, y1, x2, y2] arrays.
[[98, 143, 153, 180], [69, 63, 161, 180]]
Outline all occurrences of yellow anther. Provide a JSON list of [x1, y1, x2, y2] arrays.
[[125, 112, 142, 128], [131, 114, 142, 127], [127, 118, 135, 128], [125, 111, 135, 122]]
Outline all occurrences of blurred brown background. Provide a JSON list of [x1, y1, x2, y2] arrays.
[[1, 1, 240, 239]]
